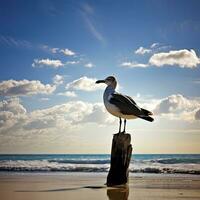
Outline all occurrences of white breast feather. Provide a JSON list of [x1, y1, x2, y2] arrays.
[[104, 97, 137, 120]]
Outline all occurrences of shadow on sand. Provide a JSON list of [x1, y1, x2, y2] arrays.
[[16, 184, 129, 200], [16, 185, 106, 192]]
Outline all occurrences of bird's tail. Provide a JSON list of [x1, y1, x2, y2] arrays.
[[139, 115, 154, 122], [139, 108, 154, 122]]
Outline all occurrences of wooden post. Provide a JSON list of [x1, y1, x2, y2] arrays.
[[107, 132, 132, 186]]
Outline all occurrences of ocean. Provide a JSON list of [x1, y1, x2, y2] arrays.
[[0, 154, 199, 175]]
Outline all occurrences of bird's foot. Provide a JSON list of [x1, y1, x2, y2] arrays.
[[122, 130, 126, 134], [117, 131, 125, 134]]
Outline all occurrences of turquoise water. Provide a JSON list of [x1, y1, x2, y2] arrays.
[[0, 154, 199, 174]]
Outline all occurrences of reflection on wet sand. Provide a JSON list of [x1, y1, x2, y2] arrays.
[[107, 185, 129, 200]]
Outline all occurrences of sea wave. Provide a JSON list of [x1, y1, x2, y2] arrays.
[[149, 158, 200, 164], [48, 159, 110, 164], [0, 160, 200, 174]]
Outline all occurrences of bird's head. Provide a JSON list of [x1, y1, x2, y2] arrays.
[[96, 76, 117, 89]]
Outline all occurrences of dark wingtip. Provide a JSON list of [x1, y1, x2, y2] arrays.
[[139, 116, 154, 122]]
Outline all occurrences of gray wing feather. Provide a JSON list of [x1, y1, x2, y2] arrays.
[[110, 93, 141, 116], [124, 95, 137, 105]]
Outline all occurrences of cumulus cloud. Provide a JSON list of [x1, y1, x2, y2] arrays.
[[0, 98, 26, 114], [121, 62, 149, 68], [0, 99, 115, 135], [66, 76, 104, 91], [80, 103, 115, 124], [0, 79, 56, 97], [1, 94, 199, 136], [0, 98, 27, 131], [133, 93, 200, 122], [154, 94, 197, 114], [149, 49, 200, 68], [60, 48, 75, 56], [135, 46, 151, 55], [41, 45, 76, 56], [53, 75, 64, 85], [121, 49, 200, 69], [154, 94, 200, 121], [195, 109, 200, 120], [26, 101, 114, 129], [32, 58, 64, 68], [58, 91, 77, 97]]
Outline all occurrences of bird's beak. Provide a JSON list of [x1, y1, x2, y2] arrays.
[[95, 79, 105, 84]]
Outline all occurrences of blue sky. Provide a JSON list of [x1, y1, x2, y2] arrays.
[[0, 0, 200, 153]]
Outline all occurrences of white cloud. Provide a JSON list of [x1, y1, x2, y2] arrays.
[[0, 99, 115, 135], [53, 75, 64, 85], [151, 43, 159, 48], [41, 45, 76, 56], [0, 79, 56, 97], [195, 109, 200, 120], [149, 49, 200, 68], [50, 48, 59, 53], [154, 94, 198, 114], [60, 48, 75, 56], [0, 98, 26, 115], [66, 61, 79, 65], [58, 91, 77, 97], [132, 93, 200, 121], [80, 103, 115, 124], [66, 76, 104, 91], [0, 98, 27, 131], [154, 94, 200, 121], [121, 62, 149, 68], [26, 101, 115, 130], [84, 62, 94, 68], [81, 3, 105, 44], [122, 49, 200, 69], [32, 58, 64, 68], [135, 46, 151, 55]]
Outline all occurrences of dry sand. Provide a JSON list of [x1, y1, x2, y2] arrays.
[[0, 173, 200, 200]]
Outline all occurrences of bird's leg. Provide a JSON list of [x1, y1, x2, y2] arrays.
[[123, 119, 126, 133], [118, 117, 122, 133]]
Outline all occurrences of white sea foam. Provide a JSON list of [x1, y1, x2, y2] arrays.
[[0, 159, 200, 174]]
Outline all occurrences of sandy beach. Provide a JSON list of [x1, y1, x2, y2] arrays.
[[0, 173, 200, 200]]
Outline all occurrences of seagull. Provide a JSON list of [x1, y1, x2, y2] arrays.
[[96, 76, 154, 133]]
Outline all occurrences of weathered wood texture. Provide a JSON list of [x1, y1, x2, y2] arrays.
[[107, 133, 132, 186]]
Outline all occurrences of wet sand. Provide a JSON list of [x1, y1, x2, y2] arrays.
[[0, 173, 200, 200]]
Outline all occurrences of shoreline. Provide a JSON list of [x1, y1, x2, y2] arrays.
[[0, 173, 200, 200], [0, 171, 200, 178], [0, 171, 200, 176]]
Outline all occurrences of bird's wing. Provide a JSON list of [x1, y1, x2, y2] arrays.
[[124, 95, 137, 105], [125, 95, 153, 116], [109, 93, 141, 116]]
